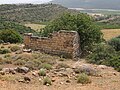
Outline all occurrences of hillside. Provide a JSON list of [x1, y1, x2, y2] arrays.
[[51, 0, 120, 10], [0, 17, 36, 35], [0, 4, 78, 23]]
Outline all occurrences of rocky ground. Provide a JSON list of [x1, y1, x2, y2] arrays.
[[0, 44, 120, 90]]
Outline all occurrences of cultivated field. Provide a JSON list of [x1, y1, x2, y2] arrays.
[[25, 24, 46, 32], [101, 29, 120, 40]]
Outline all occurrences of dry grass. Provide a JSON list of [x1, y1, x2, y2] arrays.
[[25, 24, 46, 32], [101, 29, 120, 40]]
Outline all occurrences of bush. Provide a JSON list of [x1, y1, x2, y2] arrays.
[[43, 77, 52, 85], [87, 43, 120, 72], [14, 60, 26, 66], [40, 63, 52, 70], [41, 13, 103, 51], [0, 29, 22, 43], [56, 63, 70, 69], [108, 37, 120, 51], [10, 46, 20, 52], [77, 73, 91, 84], [0, 49, 10, 54], [38, 69, 46, 76]]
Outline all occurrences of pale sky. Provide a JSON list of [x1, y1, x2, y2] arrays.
[[0, 0, 52, 4]]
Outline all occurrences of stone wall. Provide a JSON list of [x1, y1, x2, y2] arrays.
[[24, 30, 80, 58]]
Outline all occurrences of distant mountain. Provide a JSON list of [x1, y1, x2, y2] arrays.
[[0, 4, 78, 23], [51, 0, 120, 10]]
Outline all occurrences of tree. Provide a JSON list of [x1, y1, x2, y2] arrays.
[[0, 29, 22, 43], [40, 13, 103, 52]]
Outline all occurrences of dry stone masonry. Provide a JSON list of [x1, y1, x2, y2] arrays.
[[24, 30, 80, 58]]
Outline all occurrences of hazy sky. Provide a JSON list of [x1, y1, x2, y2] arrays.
[[0, 0, 52, 4]]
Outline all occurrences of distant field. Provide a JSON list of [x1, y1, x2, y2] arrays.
[[101, 29, 120, 40], [25, 24, 46, 32]]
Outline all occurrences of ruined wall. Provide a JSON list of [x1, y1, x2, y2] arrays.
[[24, 30, 80, 58]]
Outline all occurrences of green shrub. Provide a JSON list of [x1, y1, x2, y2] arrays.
[[43, 77, 52, 85], [10, 46, 20, 52], [40, 63, 52, 70], [87, 43, 120, 72], [0, 49, 10, 54], [0, 29, 22, 43], [56, 63, 70, 69], [4, 54, 11, 59], [108, 37, 120, 51], [77, 73, 91, 84], [38, 69, 46, 76]]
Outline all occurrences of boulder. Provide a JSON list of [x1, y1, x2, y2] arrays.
[[15, 67, 29, 73]]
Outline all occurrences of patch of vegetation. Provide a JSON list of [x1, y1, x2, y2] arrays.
[[38, 69, 46, 76], [43, 77, 52, 85], [87, 43, 120, 72], [0, 30, 22, 43], [108, 36, 120, 51], [0, 49, 11, 54], [56, 63, 70, 69], [0, 18, 36, 35], [77, 73, 91, 84], [10, 46, 21, 52], [40, 63, 52, 70], [0, 4, 78, 23]]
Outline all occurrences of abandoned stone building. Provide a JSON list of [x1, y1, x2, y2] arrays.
[[24, 30, 80, 58]]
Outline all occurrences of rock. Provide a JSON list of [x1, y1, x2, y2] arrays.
[[98, 65, 108, 69], [2, 68, 10, 73], [18, 79, 25, 83], [60, 82, 64, 85], [15, 67, 29, 73], [66, 80, 71, 83], [46, 83, 50, 86], [0, 71, 5, 75], [51, 78, 56, 82], [32, 71, 38, 77], [24, 76, 31, 82], [9, 68, 16, 74]]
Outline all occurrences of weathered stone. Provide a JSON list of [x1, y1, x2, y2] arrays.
[[24, 30, 80, 59], [0, 71, 5, 75], [15, 67, 29, 73], [24, 76, 31, 82]]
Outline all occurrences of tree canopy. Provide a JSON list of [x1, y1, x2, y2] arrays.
[[41, 13, 103, 51]]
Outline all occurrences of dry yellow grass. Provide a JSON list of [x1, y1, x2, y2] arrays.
[[101, 29, 120, 40], [25, 24, 46, 32]]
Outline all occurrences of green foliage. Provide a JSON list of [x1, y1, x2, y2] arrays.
[[43, 77, 52, 85], [40, 63, 52, 70], [38, 69, 46, 76], [56, 63, 70, 69], [0, 49, 10, 54], [41, 13, 103, 51], [0, 18, 36, 35], [87, 43, 120, 72], [108, 37, 120, 51], [0, 30, 22, 43], [10, 46, 21, 52], [77, 73, 91, 84]]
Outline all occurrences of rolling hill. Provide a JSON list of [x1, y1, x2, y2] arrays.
[[0, 4, 78, 23]]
